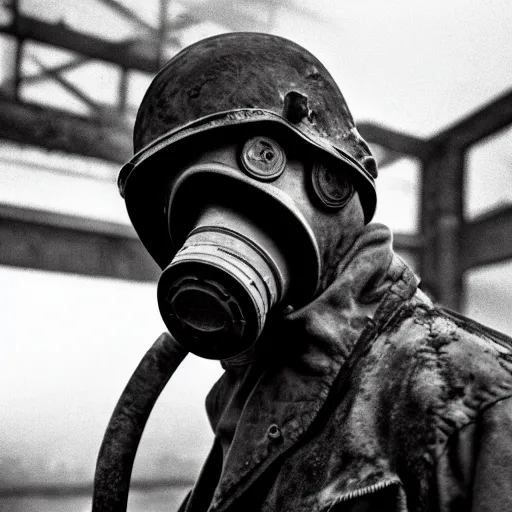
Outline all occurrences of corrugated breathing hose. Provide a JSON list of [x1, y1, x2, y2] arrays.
[[92, 332, 188, 512]]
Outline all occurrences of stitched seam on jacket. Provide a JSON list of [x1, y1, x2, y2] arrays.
[[425, 311, 474, 463]]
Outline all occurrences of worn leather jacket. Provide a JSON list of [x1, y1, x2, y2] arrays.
[[179, 224, 512, 512]]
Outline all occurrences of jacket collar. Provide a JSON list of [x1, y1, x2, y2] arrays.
[[205, 223, 418, 511]]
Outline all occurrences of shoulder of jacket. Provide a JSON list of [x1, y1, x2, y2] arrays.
[[373, 291, 512, 409], [428, 308, 512, 461], [388, 290, 512, 367], [373, 294, 512, 461]]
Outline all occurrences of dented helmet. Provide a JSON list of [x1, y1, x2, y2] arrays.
[[119, 32, 377, 271]]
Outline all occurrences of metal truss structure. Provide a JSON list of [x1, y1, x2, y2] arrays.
[[361, 88, 512, 310], [0, 0, 511, 312]]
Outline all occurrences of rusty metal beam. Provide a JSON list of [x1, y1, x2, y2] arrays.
[[420, 148, 465, 310], [29, 54, 104, 113], [461, 205, 512, 271], [2, 55, 90, 90], [0, 94, 131, 162], [358, 122, 434, 159], [118, 66, 129, 114], [433, 88, 512, 149], [157, 0, 169, 69], [436, 148, 465, 310], [360, 89, 512, 158], [169, 12, 201, 32], [0, 203, 160, 281], [0, 14, 159, 72], [10, 0, 23, 100], [97, 0, 157, 33], [12, 39, 23, 100], [0, 202, 422, 284]]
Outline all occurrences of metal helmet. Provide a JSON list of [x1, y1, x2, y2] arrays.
[[119, 32, 377, 271]]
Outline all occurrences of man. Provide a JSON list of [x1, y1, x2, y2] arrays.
[[119, 32, 512, 511]]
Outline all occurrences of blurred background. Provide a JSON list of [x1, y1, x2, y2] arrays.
[[0, 0, 511, 510]]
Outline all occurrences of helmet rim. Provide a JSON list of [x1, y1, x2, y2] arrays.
[[119, 107, 377, 222]]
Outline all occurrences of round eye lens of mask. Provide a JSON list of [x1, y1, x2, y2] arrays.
[[240, 136, 286, 181], [311, 162, 355, 209]]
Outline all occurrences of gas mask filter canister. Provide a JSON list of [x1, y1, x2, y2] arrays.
[[156, 135, 317, 360], [157, 189, 294, 360], [154, 133, 353, 360]]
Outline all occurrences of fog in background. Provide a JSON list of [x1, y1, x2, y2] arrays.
[[0, 0, 511, 510]]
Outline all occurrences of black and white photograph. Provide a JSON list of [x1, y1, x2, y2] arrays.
[[0, 1, 511, 511]]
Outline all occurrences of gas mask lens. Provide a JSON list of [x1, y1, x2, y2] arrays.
[[312, 162, 354, 209], [158, 203, 291, 360], [240, 136, 286, 181]]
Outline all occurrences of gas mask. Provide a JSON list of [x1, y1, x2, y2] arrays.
[[117, 32, 378, 360], [155, 127, 366, 359]]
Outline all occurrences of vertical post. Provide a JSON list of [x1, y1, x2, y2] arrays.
[[156, 0, 169, 70], [420, 153, 438, 296], [437, 148, 465, 310], [13, 41, 24, 101], [118, 67, 128, 114], [420, 145, 465, 311], [11, 0, 23, 101]]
